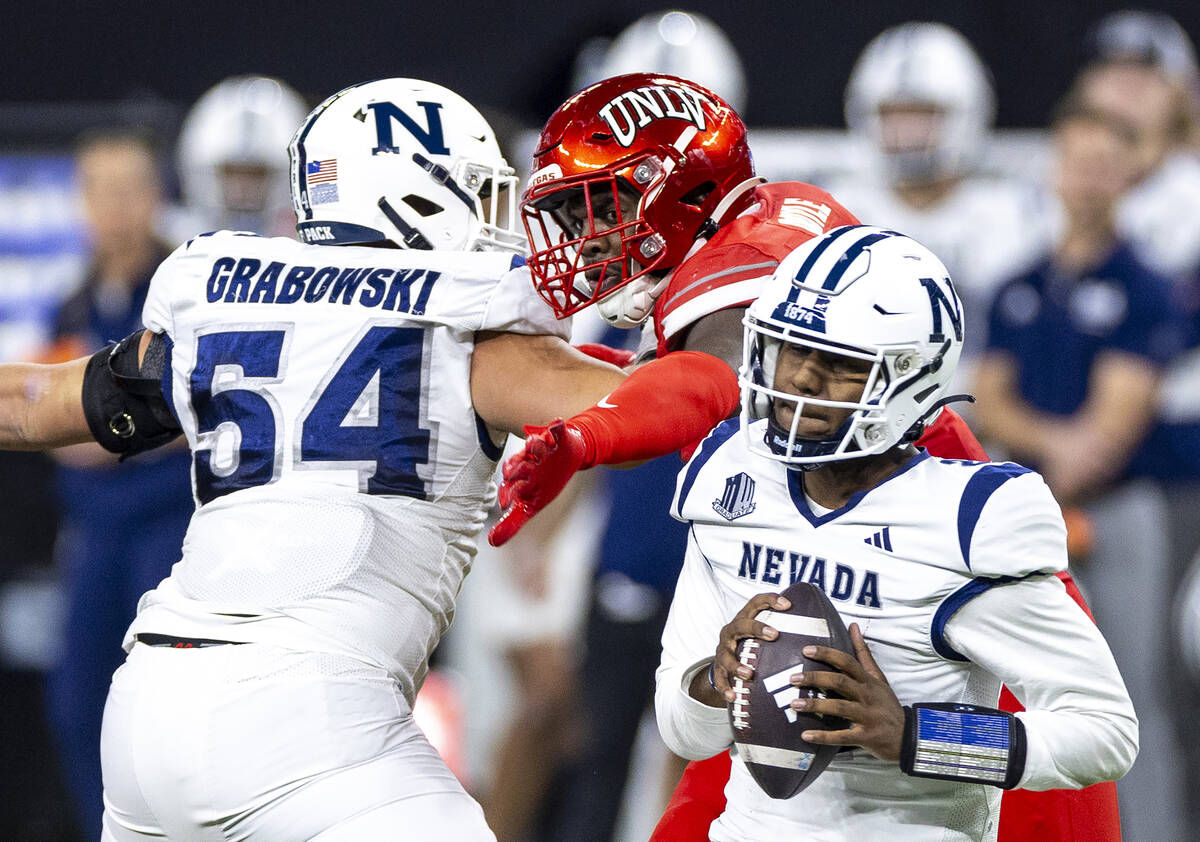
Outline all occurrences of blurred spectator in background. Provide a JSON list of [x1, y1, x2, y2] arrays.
[[1076, 17, 1200, 833], [972, 98, 1187, 842], [471, 459, 602, 842], [41, 128, 195, 840], [0, 128, 88, 841], [170, 75, 307, 240], [1081, 9, 1200, 284], [546, 447, 690, 842], [829, 22, 1050, 396]]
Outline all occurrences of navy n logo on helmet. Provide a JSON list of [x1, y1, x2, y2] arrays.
[[367, 101, 450, 156], [918, 276, 963, 343]]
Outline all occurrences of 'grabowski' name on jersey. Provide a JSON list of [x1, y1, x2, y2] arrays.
[[124, 231, 567, 704], [655, 417, 1138, 842]]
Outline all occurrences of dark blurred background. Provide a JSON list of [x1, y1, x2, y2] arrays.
[[2, 1, 1197, 131]]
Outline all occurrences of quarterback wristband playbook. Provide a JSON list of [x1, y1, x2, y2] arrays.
[[899, 703, 1027, 789]]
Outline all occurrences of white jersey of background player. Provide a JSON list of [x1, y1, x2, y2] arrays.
[[0, 79, 633, 842], [655, 227, 1136, 841], [829, 23, 1050, 392]]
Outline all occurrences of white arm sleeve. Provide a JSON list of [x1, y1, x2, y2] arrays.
[[655, 528, 735, 761], [943, 575, 1138, 790]]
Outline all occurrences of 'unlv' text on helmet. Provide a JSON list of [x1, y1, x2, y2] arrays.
[[523, 73, 756, 322]]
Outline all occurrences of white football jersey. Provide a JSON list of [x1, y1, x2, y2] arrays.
[[656, 419, 1137, 841], [125, 231, 567, 702]]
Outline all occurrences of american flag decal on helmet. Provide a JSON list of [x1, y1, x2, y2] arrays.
[[713, 472, 757, 520]]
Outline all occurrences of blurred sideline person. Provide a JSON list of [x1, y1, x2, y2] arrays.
[[1080, 10, 1200, 284], [1074, 17, 1200, 834], [496, 71, 1122, 842], [170, 75, 308, 240], [657, 226, 1136, 841], [0, 78, 741, 841], [830, 22, 1050, 396], [973, 98, 1186, 842], [42, 128, 193, 840]]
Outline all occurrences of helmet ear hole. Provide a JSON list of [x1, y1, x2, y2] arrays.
[[679, 181, 716, 207], [402, 194, 444, 217]]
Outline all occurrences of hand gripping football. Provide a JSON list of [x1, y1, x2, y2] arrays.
[[728, 581, 854, 799]]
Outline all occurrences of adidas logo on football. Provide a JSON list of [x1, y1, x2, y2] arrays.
[[864, 526, 893, 552]]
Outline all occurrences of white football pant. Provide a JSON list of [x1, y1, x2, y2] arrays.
[[100, 642, 494, 841]]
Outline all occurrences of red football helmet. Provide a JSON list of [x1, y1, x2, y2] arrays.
[[522, 73, 755, 319]]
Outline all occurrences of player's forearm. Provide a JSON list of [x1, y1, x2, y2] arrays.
[[655, 658, 732, 761], [655, 536, 738, 761], [0, 359, 92, 449], [570, 351, 740, 467], [470, 331, 627, 435], [946, 577, 1138, 790]]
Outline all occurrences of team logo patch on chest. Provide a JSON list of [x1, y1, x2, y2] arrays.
[[714, 472, 757, 520]]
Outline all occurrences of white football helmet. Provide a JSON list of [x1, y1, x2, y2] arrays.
[[1087, 10, 1199, 85], [845, 22, 995, 185], [289, 78, 524, 252], [178, 76, 309, 232], [574, 9, 748, 113], [741, 225, 964, 468]]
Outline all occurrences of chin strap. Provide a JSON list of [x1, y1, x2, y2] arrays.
[[901, 393, 976, 444], [684, 176, 766, 258], [377, 197, 433, 250]]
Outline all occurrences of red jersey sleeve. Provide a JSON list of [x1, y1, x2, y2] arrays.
[[654, 182, 860, 355], [914, 407, 988, 460]]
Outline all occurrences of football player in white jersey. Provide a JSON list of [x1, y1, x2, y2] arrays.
[[832, 22, 1051, 393], [0, 78, 733, 841], [655, 225, 1137, 841]]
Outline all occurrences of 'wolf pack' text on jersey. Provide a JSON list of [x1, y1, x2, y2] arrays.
[[125, 231, 567, 703], [655, 419, 1138, 842]]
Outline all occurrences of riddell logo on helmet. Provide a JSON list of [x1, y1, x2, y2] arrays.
[[598, 85, 711, 148]]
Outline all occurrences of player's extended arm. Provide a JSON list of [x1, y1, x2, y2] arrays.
[[0, 329, 181, 457], [470, 331, 629, 435], [485, 349, 739, 546], [0, 358, 92, 449]]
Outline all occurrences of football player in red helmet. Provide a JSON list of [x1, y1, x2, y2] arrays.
[[495, 71, 1121, 842], [494, 73, 983, 546], [522, 73, 756, 326]]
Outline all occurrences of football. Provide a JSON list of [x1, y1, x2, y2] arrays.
[[728, 581, 854, 799]]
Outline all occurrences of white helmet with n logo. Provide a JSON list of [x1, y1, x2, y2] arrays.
[[741, 225, 964, 467], [289, 78, 524, 252]]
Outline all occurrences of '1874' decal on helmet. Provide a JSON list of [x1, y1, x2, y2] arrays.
[[598, 84, 711, 148]]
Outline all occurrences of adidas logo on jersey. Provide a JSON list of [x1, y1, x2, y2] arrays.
[[713, 472, 756, 520], [864, 527, 893, 552]]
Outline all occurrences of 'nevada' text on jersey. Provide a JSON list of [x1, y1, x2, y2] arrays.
[[738, 541, 882, 607]]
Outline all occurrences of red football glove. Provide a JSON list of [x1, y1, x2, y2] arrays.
[[573, 342, 636, 368], [488, 419, 588, 547]]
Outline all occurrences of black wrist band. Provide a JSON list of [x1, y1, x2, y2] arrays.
[[899, 703, 1027, 789]]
